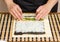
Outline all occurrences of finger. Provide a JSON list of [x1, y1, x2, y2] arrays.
[[41, 11, 49, 18], [36, 6, 43, 14], [37, 10, 47, 20], [12, 9, 21, 20], [35, 9, 44, 20], [16, 5, 22, 14], [38, 10, 49, 19], [35, 14, 40, 20], [14, 7, 22, 20], [36, 8, 46, 20], [36, 15, 41, 20], [10, 11, 17, 19]]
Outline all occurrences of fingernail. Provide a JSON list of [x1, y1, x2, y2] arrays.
[[20, 16, 23, 20], [37, 19, 39, 21], [35, 17, 38, 21], [21, 18, 23, 20], [37, 10, 38, 12]]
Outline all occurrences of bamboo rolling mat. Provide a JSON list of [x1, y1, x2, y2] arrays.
[[0, 12, 60, 42]]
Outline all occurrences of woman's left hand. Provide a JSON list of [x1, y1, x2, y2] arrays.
[[35, 4, 52, 20]]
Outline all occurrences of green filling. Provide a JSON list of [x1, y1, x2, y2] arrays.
[[23, 18, 44, 21], [22, 14, 44, 21]]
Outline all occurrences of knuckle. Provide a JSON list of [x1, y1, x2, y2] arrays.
[[16, 5, 19, 7], [15, 5, 18, 8], [36, 10, 38, 12], [9, 8, 12, 11], [16, 5, 18, 7]]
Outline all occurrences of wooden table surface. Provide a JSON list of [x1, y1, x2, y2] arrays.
[[0, 12, 60, 42]]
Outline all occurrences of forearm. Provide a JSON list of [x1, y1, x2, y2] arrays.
[[46, 0, 58, 8]]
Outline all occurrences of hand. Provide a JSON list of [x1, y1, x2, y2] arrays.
[[35, 4, 52, 20], [7, 2, 22, 20]]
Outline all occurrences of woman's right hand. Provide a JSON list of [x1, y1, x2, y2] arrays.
[[5, 0, 22, 20]]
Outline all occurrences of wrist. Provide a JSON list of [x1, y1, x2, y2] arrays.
[[46, 0, 58, 9], [45, 3, 54, 9], [5, 0, 14, 6]]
